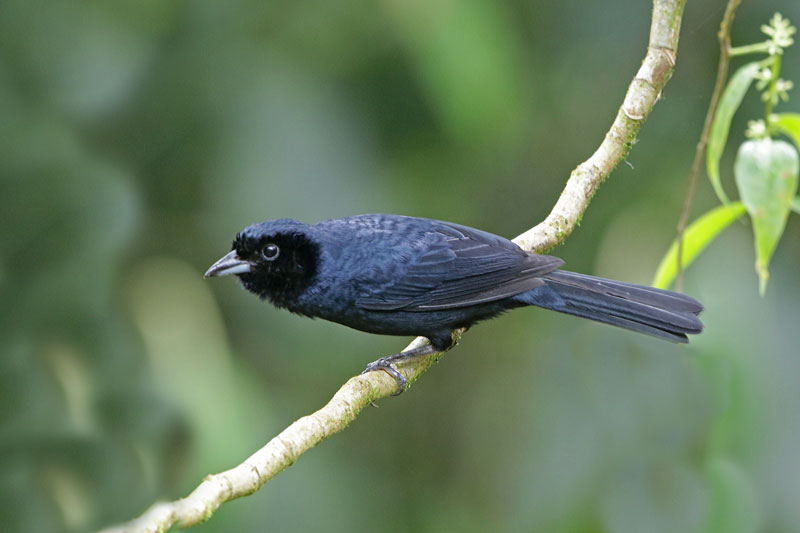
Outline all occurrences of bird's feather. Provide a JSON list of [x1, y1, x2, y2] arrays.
[[355, 221, 564, 311]]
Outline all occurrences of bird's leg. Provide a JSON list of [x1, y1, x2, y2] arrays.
[[362, 343, 437, 395]]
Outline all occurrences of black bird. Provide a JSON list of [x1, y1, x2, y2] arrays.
[[205, 214, 703, 392]]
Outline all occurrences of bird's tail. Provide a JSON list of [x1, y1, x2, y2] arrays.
[[517, 270, 704, 343]]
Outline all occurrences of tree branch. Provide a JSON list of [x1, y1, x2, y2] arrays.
[[103, 1, 687, 531]]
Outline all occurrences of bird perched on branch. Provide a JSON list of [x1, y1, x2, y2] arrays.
[[206, 214, 703, 393]]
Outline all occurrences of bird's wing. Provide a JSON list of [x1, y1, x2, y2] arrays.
[[354, 221, 564, 311]]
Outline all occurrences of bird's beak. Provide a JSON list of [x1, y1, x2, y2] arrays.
[[204, 250, 253, 278]]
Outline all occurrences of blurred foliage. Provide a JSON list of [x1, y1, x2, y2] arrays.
[[0, 1, 799, 532]]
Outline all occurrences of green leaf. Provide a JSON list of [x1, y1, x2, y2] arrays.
[[706, 62, 760, 204], [734, 139, 800, 295], [652, 203, 746, 289], [774, 124, 800, 229], [776, 113, 800, 148]]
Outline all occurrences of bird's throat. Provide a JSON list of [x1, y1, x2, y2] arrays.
[[237, 233, 320, 308]]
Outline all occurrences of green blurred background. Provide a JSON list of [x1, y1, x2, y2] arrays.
[[2, 1, 799, 531]]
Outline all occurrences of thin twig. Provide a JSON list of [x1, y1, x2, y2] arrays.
[[675, 0, 742, 291], [103, 1, 688, 531]]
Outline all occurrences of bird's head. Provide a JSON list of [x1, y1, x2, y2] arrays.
[[204, 219, 319, 307]]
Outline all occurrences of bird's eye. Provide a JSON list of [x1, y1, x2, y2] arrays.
[[261, 243, 280, 260]]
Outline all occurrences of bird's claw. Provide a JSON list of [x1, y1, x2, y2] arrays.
[[362, 357, 407, 395]]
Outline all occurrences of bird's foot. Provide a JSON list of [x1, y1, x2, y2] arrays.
[[362, 357, 407, 395], [361, 344, 436, 395]]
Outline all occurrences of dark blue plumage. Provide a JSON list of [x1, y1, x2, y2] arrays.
[[206, 214, 703, 390]]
